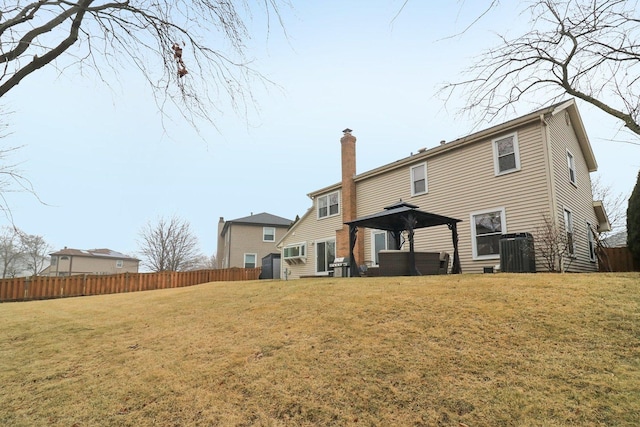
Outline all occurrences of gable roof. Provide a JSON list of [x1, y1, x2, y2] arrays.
[[309, 98, 597, 198], [50, 248, 139, 261], [221, 212, 293, 236]]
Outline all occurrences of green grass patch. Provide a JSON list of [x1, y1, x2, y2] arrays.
[[1, 273, 639, 426]]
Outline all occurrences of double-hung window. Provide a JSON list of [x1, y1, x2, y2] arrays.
[[410, 162, 428, 196], [116, 260, 124, 268], [318, 191, 339, 219], [471, 208, 506, 259], [263, 227, 275, 242], [564, 208, 575, 256], [244, 253, 257, 268], [316, 239, 336, 274], [586, 222, 596, 262], [492, 133, 521, 175], [567, 150, 576, 186]]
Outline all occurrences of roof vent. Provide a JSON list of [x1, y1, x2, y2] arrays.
[[440, 140, 446, 145], [417, 147, 427, 153]]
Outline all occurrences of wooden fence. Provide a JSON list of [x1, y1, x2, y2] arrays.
[[598, 247, 638, 272], [0, 267, 261, 303]]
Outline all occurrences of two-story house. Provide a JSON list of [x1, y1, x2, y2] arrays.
[[44, 248, 140, 276], [216, 213, 293, 270], [277, 99, 610, 278]]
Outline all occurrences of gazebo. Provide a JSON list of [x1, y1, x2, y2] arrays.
[[345, 201, 462, 276]]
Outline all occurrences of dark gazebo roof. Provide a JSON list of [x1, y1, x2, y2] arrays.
[[345, 201, 462, 276], [345, 201, 461, 231]]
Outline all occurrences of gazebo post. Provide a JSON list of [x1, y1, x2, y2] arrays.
[[406, 213, 418, 276], [349, 224, 359, 277], [449, 222, 462, 274]]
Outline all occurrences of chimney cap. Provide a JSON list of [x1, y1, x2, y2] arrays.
[[342, 128, 353, 134]]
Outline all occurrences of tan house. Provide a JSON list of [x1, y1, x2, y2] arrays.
[[44, 248, 140, 276], [277, 99, 610, 278], [217, 213, 293, 270]]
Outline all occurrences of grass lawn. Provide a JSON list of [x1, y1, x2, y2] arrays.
[[1, 273, 639, 426]]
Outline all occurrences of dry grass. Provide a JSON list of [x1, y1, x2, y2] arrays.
[[1, 273, 639, 426]]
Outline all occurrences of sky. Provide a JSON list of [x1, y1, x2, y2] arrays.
[[2, 1, 639, 260]]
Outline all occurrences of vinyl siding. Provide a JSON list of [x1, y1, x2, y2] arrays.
[[52, 257, 138, 275], [547, 111, 599, 272], [279, 202, 343, 279], [226, 223, 289, 268], [356, 121, 552, 273]]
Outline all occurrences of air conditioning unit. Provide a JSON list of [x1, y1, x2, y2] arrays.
[[499, 233, 536, 273]]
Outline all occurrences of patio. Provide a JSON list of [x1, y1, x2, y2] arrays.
[[345, 201, 462, 277]]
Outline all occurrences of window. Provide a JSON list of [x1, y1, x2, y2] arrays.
[[371, 230, 398, 265], [410, 162, 428, 196], [61, 256, 69, 261], [317, 191, 340, 219], [567, 150, 576, 185], [492, 133, 521, 175], [283, 242, 306, 263], [471, 208, 506, 259], [564, 208, 575, 256], [263, 227, 275, 242], [316, 239, 336, 274], [586, 222, 596, 262], [50, 256, 57, 266], [116, 260, 124, 268], [244, 253, 257, 268]]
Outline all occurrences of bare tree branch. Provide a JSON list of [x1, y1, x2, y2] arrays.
[[137, 215, 203, 272], [0, 0, 290, 128], [440, 0, 640, 137]]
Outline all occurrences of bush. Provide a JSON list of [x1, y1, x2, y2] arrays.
[[627, 170, 640, 269]]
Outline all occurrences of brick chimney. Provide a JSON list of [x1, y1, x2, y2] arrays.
[[336, 129, 364, 265], [216, 217, 225, 269]]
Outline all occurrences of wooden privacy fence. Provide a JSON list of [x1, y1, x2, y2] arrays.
[[598, 247, 638, 272], [0, 267, 261, 303]]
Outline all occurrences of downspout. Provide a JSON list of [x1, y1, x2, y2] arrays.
[[541, 112, 560, 271], [227, 226, 231, 268]]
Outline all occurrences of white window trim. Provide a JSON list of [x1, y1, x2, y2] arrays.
[[492, 133, 521, 176], [563, 207, 576, 257], [244, 253, 258, 268], [586, 221, 596, 262], [116, 260, 124, 268], [410, 162, 428, 196], [315, 238, 336, 275], [470, 207, 507, 260], [371, 230, 387, 266], [316, 191, 340, 220], [263, 226, 276, 242], [283, 242, 307, 263], [567, 149, 577, 187]]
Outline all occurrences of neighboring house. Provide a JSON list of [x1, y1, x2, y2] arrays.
[[277, 99, 610, 278], [42, 248, 140, 276], [216, 213, 293, 269]]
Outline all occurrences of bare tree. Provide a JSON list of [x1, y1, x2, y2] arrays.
[[0, 140, 41, 223], [18, 232, 53, 276], [0, 226, 22, 278], [592, 174, 628, 236], [441, 0, 640, 137], [137, 215, 203, 272], [0, 1, 289, 127], [535, 213, 574, 272], [189, 253, 218, 270]]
